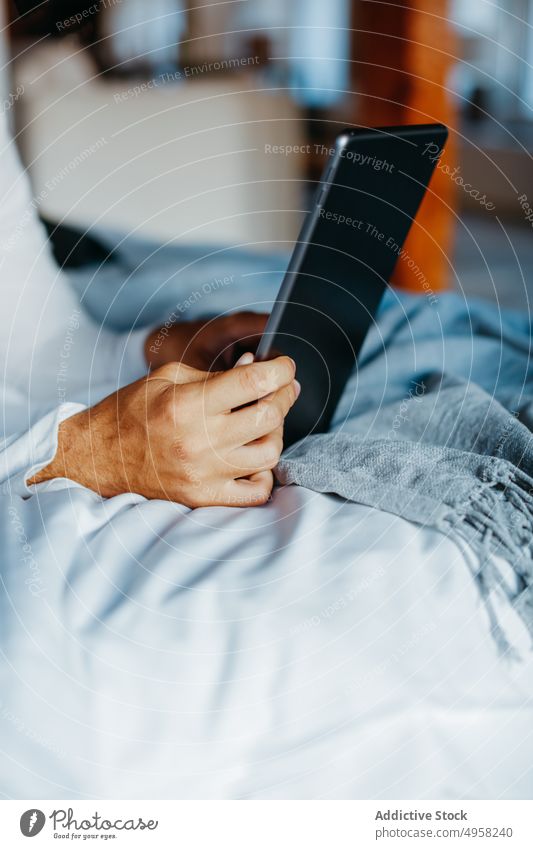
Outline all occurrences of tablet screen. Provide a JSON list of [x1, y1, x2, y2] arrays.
[[256, 124, 448, 447]]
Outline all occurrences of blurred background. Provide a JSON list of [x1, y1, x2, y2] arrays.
[[1, 0, 533, 307]]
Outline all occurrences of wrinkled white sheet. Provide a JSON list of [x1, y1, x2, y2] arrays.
[[1, 483, 532, 799]]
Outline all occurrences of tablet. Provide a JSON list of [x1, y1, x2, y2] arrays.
[[255, 123, 448, 447]]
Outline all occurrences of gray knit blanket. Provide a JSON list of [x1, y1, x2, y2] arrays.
[[277, 302, 533, 655]]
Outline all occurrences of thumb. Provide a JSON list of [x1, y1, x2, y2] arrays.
[[148, 361, 214, 386]]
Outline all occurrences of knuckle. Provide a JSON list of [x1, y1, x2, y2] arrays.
[[151, 386, 177, 424], [264, 430, 283, 458], [257, 400, 283, 430], [272, 432, 284, 455], [239, 364, 262, 395], [261, 358, 294, 393], [262, 445, 281, 469], [157, 362, 204, 383], [167, 385, 206, 424], [255, 474, 274, 503], [153, 362, 177, 380], [279, 356, 296, 380], [280, 386, 294, 413], [183, 366, 207, 384]]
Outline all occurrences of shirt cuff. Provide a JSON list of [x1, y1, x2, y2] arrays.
[[0, 403, 87, 498]]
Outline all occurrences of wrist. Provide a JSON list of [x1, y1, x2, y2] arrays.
[[28, 411, 86, 487], [28, 408, 121, 496]]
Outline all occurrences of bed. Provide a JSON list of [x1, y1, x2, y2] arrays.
[[1, 239, 532, 800]]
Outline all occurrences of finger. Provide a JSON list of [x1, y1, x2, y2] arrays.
[[223, 470, 274, 507], [234, 351, 255, 367], [223, 381, 298, 447], [205, 356, 296, 413], [226, 431, 284, 476]]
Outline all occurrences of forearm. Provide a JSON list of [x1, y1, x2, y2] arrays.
[[28, 411, 93, 491]]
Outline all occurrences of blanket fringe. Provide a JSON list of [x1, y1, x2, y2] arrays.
[[446, 471, 533, 655]]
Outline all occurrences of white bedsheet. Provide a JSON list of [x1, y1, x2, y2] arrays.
[[1, 88, 531, 802], [1, 483, 531, 799]]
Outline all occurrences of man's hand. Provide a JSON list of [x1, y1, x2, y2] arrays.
[[29, 357, 299, 507], [145, 312, 268, 371]]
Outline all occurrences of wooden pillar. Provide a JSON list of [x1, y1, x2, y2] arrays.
[[353, 0, 458, 292], [186, 0, 233, 64]]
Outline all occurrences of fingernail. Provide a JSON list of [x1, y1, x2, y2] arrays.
[[234, 352, 254, 367], [294, 380, 301, 399]]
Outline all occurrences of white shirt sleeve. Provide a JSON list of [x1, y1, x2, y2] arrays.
[[0, 113, 149, 405], [0, 112, 150, 494]]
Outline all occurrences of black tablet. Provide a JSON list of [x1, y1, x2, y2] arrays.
[[255, 123, 448, 447]]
